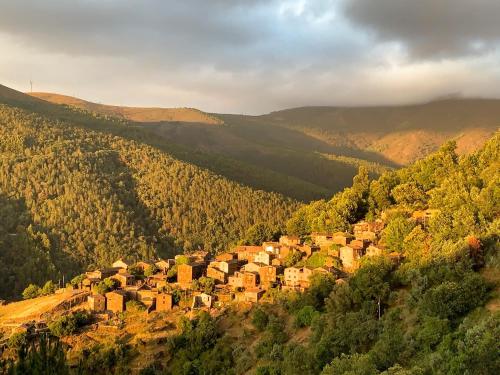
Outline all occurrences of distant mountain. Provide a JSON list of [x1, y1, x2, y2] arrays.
[[254, 100, 499, 164]]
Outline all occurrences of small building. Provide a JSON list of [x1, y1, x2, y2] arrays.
[[254, 251, 274, 265], [412, 209, 441, 224], [147, 273, 168, 289], [88, 294, 106, 312], [155, 293, 173, 311], [155, 259, 175, 273], [112, 259, 130, 270], [82, 277, 100, 291], [259, 266, 277, 289], [244, 288, 265, 303], [350, 239, 370, 250], [86, 268, 118, 280], [297, 244, 320, 257], [279, 235, 301, 247], [234, 246, 262, 263], [215, 252, 237, 262], [135, 261, 154, 272], [262, 242, 281, 255], [218, 259, 239, 275], [243, 272, 259, 289], [228, 271, 244, 289], [112, 272, 135, 288], [242, 262, 265, 273], [331, 232, 352, 246], [340, 246, 364, 271], [207, 266, 227, 284], [192, 293, 212, 309], [105, 290, 126, 313], [177, 262, 205, 286], [188, 250, 211, 264]]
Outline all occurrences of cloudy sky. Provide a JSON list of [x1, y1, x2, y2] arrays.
[[1, 0, 500, 114]]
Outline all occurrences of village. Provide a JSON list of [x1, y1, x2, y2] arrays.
[[74, 212, 429, 316]]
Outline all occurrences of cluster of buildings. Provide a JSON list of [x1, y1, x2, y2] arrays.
[[77, 218, 400, 315]]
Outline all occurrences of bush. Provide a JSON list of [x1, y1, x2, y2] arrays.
[[420, 273, 489, 320], [294, 306, 319, 328], [49, 310, 91, 337], [8, 331, 28, 349], [41, 280, 56, 295], [70, 274, 86, 288], [126, 300, 146, 312], [22, 284, 41, 299], [252, 307, 269, 331]]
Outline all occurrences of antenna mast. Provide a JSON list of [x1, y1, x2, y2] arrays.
[[30, 80, 33, 93]]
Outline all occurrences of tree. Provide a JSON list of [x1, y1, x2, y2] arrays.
[[382, 216, 415, 252], [22, 284, 41, 299], [252, 307, 269, 331], [240, 223, 280, 246], [41, 280, 56, 295]]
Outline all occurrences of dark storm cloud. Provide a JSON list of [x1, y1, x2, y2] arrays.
[[0, 0, 499, 113], [343, 0, 500, 59]]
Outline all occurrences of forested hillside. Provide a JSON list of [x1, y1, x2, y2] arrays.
[[4, 131, 498, 375], [28, 90, 394, 201], [156, 131, 499, 374], [0, 103, 297, 299]]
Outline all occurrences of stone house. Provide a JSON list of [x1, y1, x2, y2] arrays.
[[254, 251, 274, 265], [243, 272, 259, 289], [331, 232, 352, 246], [279, 235, 301, 247], [112, 272, 135, 288], [207, 266, 227, 284], [86, 268, 118, 280], [228, 271, 245, 289], [258, 266, 277, 289], [262, 242, 281, 255], [155, 293, 173, 311], [339, 245, 364, 271], [234, 246, 262, 263], [177, 262, 205, 286], [192, 293, 212, 309], [88, 294, 106, 312], [244, 288, 265, 303], [135, 261, 154, 272], [218, 259, 239, 275], [155, 259, 175, 273], [105, 290, 126, 313], [112, 259, 130, 270], [215, 252, 237, 262]]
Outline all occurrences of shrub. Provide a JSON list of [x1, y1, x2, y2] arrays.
[[252, 307, 269, 331], [41, 280, 56, 296], [22, 284, 41, 299], [126, 300, 146, 312], [49, 310, 91, 337], [294, 306, 319, 328], [8, 331, 28, 349]]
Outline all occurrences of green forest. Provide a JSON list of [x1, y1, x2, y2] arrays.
[[2, 129, 498, 374], [0, 104, 297, 299]]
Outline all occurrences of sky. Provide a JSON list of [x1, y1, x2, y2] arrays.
[[1, 0, 500, 114]]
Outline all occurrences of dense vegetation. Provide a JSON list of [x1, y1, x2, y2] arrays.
[[3, 131, 497, 375], [0, 103, 297, 299]]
